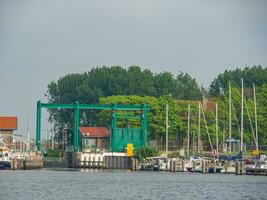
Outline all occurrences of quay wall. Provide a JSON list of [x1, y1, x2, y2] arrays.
[[44, 152, 138, 170]]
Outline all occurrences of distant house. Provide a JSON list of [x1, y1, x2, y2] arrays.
[[0, 117, 17, 149], [201, 98, 215, 111], [80, 127, 110, 151], [12, 140, 27, 152]]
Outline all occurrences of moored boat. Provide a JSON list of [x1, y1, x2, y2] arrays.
[[245, 155, 267, 175], [0, 146, 12, 169]]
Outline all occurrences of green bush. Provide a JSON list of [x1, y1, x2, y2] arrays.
[[134, 146, 158, 160], [168, 151, 179, 158], [261, 150, 267, 155], [45, 150, 65, 157]]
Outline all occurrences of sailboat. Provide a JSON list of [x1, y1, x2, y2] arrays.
[[245, 84, 267, 172], [209, 103, 224, 173], [222, 81, 243, 160], [220, 80, 244, 173], [0, 146, 12, 169], [185, 103, 205, 172], [185, 104, 193, 171]]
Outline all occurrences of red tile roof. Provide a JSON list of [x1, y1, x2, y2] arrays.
[[79, 127, 110, 138], [0, 117, 17, 130]]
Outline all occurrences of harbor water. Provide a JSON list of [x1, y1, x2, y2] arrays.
[[0, 170, 266, 200]]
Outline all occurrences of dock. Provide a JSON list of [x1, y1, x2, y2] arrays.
[[11, 152, 43, 170], [245, 167, 267, 176]]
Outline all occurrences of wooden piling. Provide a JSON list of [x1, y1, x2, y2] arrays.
[[224, 162, 227, 174], [235, 160, 243, 175], [170, 159, 173, 172], [192, 160, 196, 172], [131, 157, 138, 170], [202, 160, 208, 174], [170, 159, 176, 172]]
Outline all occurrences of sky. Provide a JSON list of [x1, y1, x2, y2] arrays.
[[0, 0, 267, 138]]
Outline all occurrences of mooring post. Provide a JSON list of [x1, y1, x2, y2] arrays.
[[213, 159, 216, 173], [202, 160, 205, 173], [202, 160, 208, 174], [241, 160, 244, 175], [235, 160, 239, 175], [170, 159, 173, 172], [193, 160, 196, 172], [235, 160, 243, 175], [224, 161, 228, 174]]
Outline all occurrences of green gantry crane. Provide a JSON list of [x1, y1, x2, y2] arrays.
[[36, 101, 149, 152]]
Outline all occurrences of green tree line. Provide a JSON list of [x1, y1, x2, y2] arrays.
[[46, 66, 202, 132], [46, 65, 267, 148]]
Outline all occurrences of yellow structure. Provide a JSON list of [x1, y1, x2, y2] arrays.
[[252, 149, 260, 156], [126, 143, 134, 157]]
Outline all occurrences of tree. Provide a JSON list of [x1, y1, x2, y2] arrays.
[[46, 66, 203, 134], [174, 72, 203, 100], [153, 72, 176, 96], [209, 65, 267, 97], [99, 95, 212, 148], [257, 84, 267, 145]]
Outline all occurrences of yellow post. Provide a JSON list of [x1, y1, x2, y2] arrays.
[[126, 144, 134, 157]]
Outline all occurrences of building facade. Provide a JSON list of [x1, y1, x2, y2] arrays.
[[80, 127, 110, 152], [0, 117, 18, 149]]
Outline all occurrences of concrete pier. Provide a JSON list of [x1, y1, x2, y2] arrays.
[[55, 152, 133, 169]]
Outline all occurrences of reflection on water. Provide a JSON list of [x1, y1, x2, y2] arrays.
[[0, 169, 267, 200]]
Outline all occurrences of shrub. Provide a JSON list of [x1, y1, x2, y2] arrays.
[[134, 146, 158, 160]]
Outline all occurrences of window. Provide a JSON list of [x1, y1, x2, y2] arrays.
[[83, 138, 96, 148]]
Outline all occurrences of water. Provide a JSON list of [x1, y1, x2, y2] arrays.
[[0, 169, 266, 200]]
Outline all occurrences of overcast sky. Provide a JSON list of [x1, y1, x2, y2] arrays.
[[0, 0, 267, 138]]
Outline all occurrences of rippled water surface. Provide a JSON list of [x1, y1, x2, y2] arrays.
[[0, 169, 267, 200]]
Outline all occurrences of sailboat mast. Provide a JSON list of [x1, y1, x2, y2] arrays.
[[229, 82, 232, 155], [27, 110, 30, 151], [187, 104, 190, 157], [241, 79, 244, 152], [166, 104, 169, 157], [253, 83, 258, 150], [198, 101, 201, 155], [192, 131, 195, 157], [222, 124, 225, 153], [216, 103, 218, 157]]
